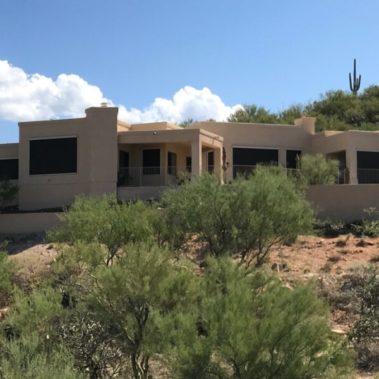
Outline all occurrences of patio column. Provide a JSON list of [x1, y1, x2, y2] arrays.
[[214, 147, 223, 183], [346, 149, 358, 184], [191, 138, 202, 176], [278, 148, 287, 167]]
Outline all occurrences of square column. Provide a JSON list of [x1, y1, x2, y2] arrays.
[[346, 149, 358, 184], [214, 147, 223, 183], [191, 138, 202, 176]]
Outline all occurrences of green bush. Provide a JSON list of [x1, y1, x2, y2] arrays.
[[171, 258, 352, 379], [0, 180, 18, 211], [353, 207, 379, 237], [48, 195, 156, 265], [0, 253, 14, 307], [347, 266, 379, 371], [299, 153, 340, 185], [162, 168, 313, 265]]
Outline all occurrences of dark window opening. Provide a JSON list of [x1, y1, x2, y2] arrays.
[[118, 151, 130, 186], [143, 149, 160, 175], [168, 152, 177, 175], [208, 151, 214, 173], [186, 156, 192, 172], [0, 159, 18, 180], [357, 151, 379, 183], [119, 151, 129, 168], [286, 150, 301, 169], [233, 148, 278, 177], [30, 137, 77, 175]]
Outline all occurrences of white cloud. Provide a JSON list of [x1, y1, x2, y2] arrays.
[[118, 86, 242, 124], [0, 60, 241, 124]]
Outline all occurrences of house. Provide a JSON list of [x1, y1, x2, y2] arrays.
[[1, 105, 379, 216]]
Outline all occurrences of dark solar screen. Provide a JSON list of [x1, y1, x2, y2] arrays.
[[0, 159, 18, 179], [30, 138, 77, 175]]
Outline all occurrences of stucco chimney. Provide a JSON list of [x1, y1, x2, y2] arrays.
[[294, 116, 316, 135]]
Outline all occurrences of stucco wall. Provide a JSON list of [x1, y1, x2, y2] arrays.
[[0, 212, 61, 234], [307, 184, 379, 222], [193, 120, 314, 181], [18, 107, 118, 210]]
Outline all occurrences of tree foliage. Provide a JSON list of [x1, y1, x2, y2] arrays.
[[162, 168, 313, 265], [172, 258, 351, 379], [299, 154, 340, 185], [227, 85, 379, 132]]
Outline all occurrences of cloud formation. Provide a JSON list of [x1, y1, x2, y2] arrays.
[[0, 60, 241, 124]]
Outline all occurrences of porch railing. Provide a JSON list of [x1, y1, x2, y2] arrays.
[[118, 166, 178, 186], [233, 165, 350, 184]]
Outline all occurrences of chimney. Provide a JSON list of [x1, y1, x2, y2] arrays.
[[294, 116, 316, 135]]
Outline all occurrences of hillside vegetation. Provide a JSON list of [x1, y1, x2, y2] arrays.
[[0, 168, 378, 378]]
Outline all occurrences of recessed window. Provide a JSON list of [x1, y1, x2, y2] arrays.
[[233, 147, 278, 177], [143, 149, 160, 175], [357, 151, 379, 183], [186, 156, 192, 172], [167, 152, 177, 175], [0, 159, 18, 180], [286, 150, 301, 169], [208, 151, 214, 173], [29, 137, 77, 175]]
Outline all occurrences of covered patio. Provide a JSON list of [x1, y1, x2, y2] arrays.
[[117, 128, 224, 189]]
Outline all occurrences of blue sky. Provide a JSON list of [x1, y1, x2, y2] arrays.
[[1, 0, 379, 142]]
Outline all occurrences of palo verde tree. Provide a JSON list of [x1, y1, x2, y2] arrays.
[[162, 167, 313, 265], [171, 258, 352, 379], [48, 195, 156, 266], [298, 153, 340, 185]]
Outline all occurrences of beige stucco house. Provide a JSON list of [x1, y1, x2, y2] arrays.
[[1, 105, 379, 212]]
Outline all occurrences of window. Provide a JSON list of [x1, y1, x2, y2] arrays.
[[119, 151, 129, 168], [357, 151, 379, 184], [208, 151, 214, 173], [167, 152, 177, 175], [286, 150, 301, 169], [143, 149, 160, 175], [29, 137, 77, 175], [186, 156, 192, 172], [0, 159, 18, 180], [233, 147, 278, 177]]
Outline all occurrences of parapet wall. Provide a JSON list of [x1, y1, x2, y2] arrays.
[[307, 184, 379, 222]]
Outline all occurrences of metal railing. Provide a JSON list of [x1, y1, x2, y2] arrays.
[[357, 168, 379, 184], [118, 166, 178, 186], [232, 165, 350, 184]]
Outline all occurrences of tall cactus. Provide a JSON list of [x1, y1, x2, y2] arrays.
[[349, 58, 361, 95]]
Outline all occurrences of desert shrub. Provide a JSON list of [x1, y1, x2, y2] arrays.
[[232, 166, 314, 265], [85, 242, 200, 379], [299, 153, 339, 185], [162, 168, 313, 265], [48, 195, 157, 265], [314, 219, 348, 237], [162, 173, 236, 255], [347, 266, 379, 371], [0, 180, 18, 211], [0, 333, 82, 379], [0, 253, 14, 307], [353, 207, 379, 237], [171, 258, 352, 379]]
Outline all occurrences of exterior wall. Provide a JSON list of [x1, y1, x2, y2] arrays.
[[307, 184, 379, 222], [0, 143, 18, 159], [18, 107, 118, 210], [192, 119, 314, 181], [0, 212, 61, 234]]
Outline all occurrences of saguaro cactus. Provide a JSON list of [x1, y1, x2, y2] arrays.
[[349, 58, 361, 95]]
